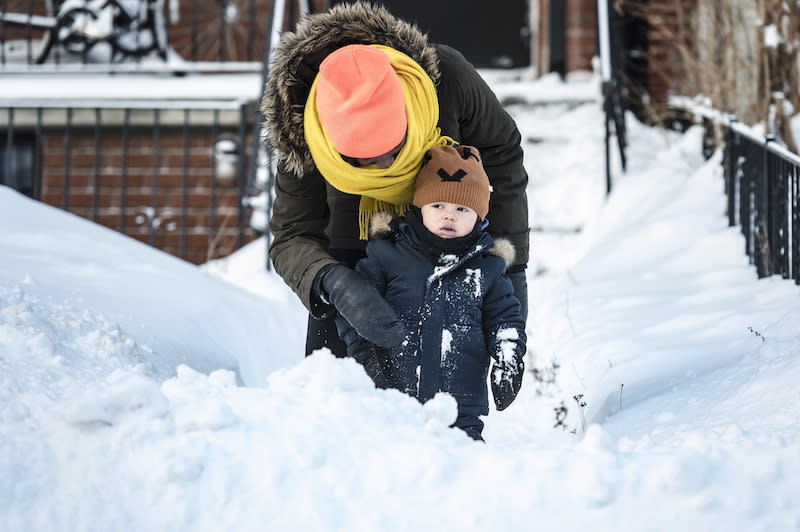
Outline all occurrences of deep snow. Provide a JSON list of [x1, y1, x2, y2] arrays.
[[1, 71, 799, 532]]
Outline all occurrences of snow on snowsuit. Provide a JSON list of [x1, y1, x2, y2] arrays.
[[339, 213, 526, 438]]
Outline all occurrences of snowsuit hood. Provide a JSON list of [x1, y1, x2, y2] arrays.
[[369, 211, 517, 267]]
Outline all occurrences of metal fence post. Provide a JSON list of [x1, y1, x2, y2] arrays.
[[33, 107, 43, 200], [792, 164, 799, 283], [768, 150, 785, 278], [597, 0, 613, 195], [725, 117, 737, 227], [740, 128, 755, 268], [3, 108, 13, 189], [236, 100, 249, 251], [757, 136, 775, 277]]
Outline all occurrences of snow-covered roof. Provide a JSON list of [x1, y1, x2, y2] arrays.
[[0, 72, 264, 103]]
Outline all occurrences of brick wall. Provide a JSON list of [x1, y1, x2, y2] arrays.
[[566, 0, 598, 73], [537, 0, 597, 75], [535, 0, 692, 113], [38, 128, 254, 265], [536, 0, 550, 72], [642, 2, 691, 110]]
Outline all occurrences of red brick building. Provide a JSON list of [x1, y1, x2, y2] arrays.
[[37, 118, 248, 264], [535, 0, 686, 115], [2, 0, 686, 264]]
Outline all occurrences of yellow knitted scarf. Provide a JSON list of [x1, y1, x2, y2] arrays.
[[304, 44, 454, 239]]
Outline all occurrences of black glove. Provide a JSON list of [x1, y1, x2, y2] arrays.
[[507, 269, 528, 323], [347, 338, 390, 389], [319, 264, 406, 348], [491, 356, 525, 411]]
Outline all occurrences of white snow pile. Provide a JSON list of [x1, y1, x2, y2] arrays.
[[2, 72, 799, 531]]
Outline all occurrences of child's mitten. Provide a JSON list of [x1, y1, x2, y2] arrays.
[[491, 354, 524, 411]]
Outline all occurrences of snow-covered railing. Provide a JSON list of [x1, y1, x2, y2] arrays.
[[1, 97, 263, 264], [669, 95, 800, 285], [0, 0, 281, 72]]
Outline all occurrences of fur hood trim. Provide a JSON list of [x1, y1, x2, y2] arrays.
[[261, 2, 440, 176], [369, 211, 396, 238], [489, 238, 516, 267], [368, 211, 517, 267]]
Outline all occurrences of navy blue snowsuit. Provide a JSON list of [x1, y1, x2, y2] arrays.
[[339, 214, 526, 439]]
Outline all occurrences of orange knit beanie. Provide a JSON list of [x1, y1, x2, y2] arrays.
[[412, 145, 492, 220], [315, 44, 408, 159]]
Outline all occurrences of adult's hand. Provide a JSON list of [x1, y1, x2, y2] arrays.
[[320, 264, 406, 348], [347, 338, 390, 389]]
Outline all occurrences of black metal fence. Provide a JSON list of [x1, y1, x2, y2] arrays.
[[725, 122, 800, 283], [1, 98, 267, 264], [0, 0, 286, 71], [673, 98, 800, 285]]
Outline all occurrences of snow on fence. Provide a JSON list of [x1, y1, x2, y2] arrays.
[[670, 96, 800, 285]]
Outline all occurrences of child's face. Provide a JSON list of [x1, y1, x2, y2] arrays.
[[420, 202, 478, 238]]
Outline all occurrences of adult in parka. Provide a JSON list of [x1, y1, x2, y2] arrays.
[[261, 1, 530, 356]]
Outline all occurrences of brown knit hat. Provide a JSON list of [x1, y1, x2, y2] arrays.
[[412, 145, 492, 219]]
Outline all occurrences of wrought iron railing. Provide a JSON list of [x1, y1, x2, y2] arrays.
[[1, 98, 268, 263], [0, 0, 284, 71], [726, 123, 799, 282], [671, 97, 799, 285]]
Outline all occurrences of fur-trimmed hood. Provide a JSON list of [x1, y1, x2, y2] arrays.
[[368, 211, 516, 267], [260, 2, 440, 177]]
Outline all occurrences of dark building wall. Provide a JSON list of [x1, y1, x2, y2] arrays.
[[331, 0, 531, 68]]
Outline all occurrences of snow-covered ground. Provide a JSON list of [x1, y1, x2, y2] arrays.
[[2, 71, 799, 532]]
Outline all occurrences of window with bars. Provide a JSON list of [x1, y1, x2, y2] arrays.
[[1, 132, 37, 197]]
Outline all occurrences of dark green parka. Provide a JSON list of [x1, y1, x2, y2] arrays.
[[261, 2, 529, 316]]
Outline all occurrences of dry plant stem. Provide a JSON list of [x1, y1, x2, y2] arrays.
[[573, 394, 587, 435], [206, 210, 234, 262], [757, 220, 773, 276]]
